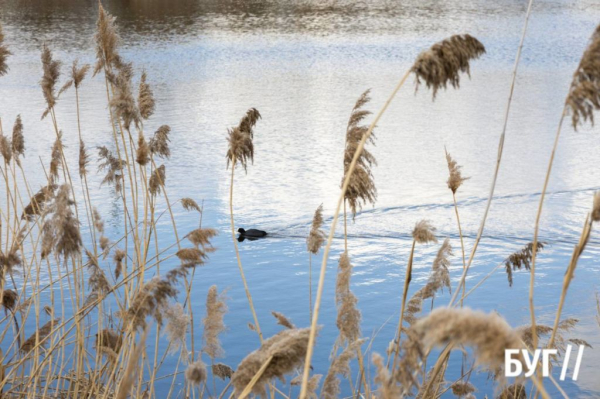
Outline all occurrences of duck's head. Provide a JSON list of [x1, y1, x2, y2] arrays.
[[237, 228, 246, 234]]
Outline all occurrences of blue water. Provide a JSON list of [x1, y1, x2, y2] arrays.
[[1, 0, 600, 397]]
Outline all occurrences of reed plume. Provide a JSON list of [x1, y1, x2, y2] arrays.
[[138, 70, 155, 120], [71, 60, 90, 89], [85, 250, 111, 295], [343, 90, 377, 219], [41, 184, 82, 259], [412, 220, 438, 244], [125, 277, 177, 330], [0, 131, 11, 164], [0, 23, 10, 76], [164, 302, 190, 354], [445, 151, 468, 194], [94, 3, 122, 76], [504, 242, 545, 287], [149, 125, 171, 158], [372, 353, 402, 399], [113, 249, 125, 279], [292, 374, 322, 399], [322, 339, 365, 399], [187, 228, 218, 249], [185, 358, 207, 386], [566, 24, 600, 129], [96, 328, 123, 358], [11, 115, 24, 163], [498, 384, 526, 399], [412, 34, 486, 99], [451, 381, 476, 398], [149, 164, 166, 196], [203, 285, 228, 359], [307, 204, 325, 254], [21, 318, 59, 353], [79, 140, 89, 177], [176, 248, 208, 268], [181, 198, 202, 213], [232, 328, 312, 397], [136, 133, 150, 166], [49, 132, 63, 183], [22, 184, 56, 220], [115, 329, 147, 399], [1, 290, 18, 312], [212, 363, 234, 380], [41, 44, 62, 119], [404, 239, 452, 325], [335, 252, 361, 345], [272, 311, 295, 329], [109, 62, 140, 130], [98, 146, 124, 192], [226, 108, 261, 172]]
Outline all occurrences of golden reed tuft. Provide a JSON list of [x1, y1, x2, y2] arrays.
[[412, 220, 437, 244], [272, 311, 295, 329], [343, 89, 377, 219], [504, 242, 545, 287], [232, 328, 312, 397], [307, 204, 325, 254], [322, 339, 365, 399], [226, 108, 261, 172], [445, 150, 469, 194], [138, 70, 155, 120], [335, 252, 361, 345], [11, 115, 24, 163], [0, 22, 11, 76], [41, 44, 62, 119], [566, 24, 600, 129], [203, 285, 228, 359], [185, 359, 208, 386], [412, 34, 485, 99]]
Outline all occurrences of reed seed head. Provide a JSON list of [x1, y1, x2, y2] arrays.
[[504, 242, 545, 287], [94, 3, 123, 76], [98, 146, 125, 192], [21, 318, 59, 353], [96, 328, 123, 357], [78, 140, 89, 177], [11, 115, 24, 162], [164, 302, 190, 354], [412, 220, 437, 244], [71, 60, 90, 89], [0, 132, 11, 164], [322, 339, 365, 399], [566, 24, 600, 129], [149, 164, 166, 196], [445, 150, 469, 194], [176, 247, 209, 268], [149, 125, 171, 158], [126, 276, 177, 330], [335, 252, 361, 345], [226, 108, 261, 172], [291, 374, 322, 399], [307, 204, 326, 254], [497, 384, 526, 399], [451, 381, 476, 397], [0, 23, 11, 77], [136, 132, 150, 166], [343, 89, 377, 219], [181, 198, 202, 212], [213, 363, 234, 380], [271, 311, 295, 329], [41, 44, 62, 119], [232, 328, 312, 397], [22, 184, 56, 220], [185, 359, 207, 386], [412, 34, 485, 99], [203, 285, 228, 359], [138, 70, 155, 120], [109, 63, 140, 130], [187, 228, 218, 249], [113, 249, 125, 279], [41, 184, 82, 259]]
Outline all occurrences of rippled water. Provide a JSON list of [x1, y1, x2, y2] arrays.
[[1, 0, 600, 397]]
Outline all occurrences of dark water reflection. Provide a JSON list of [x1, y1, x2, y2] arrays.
[[1, 0, 600, 397]]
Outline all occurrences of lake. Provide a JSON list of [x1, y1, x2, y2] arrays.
[[1, 0, 600, 397]]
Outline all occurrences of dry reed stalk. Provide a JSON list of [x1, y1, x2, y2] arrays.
[[115, 329, 147, 399], [227, 109, 264, 342], [547, 204, 595, 349], [390, 220, 437, 369], [300, 33, 485, 397], [527, 22, 600, 358], [307, 204, 325, 319], [0, 23, 10, 77], [449, 0, 534, 308], [232, 328, 312, 397], [444, 149, 468, 304]]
